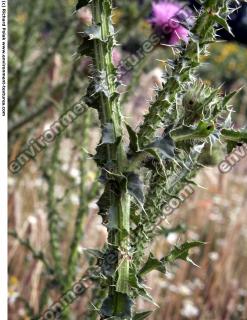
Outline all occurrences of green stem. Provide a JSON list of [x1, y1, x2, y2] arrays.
[[221, 129, 247, 142], [66, 113, 90, 289], [13, 0, 38, 96], [46, 137, 64, 284], [92, 0, 130, 302], [45, 62, 79, 288]]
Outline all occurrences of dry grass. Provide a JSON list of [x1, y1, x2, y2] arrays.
[[137, 163, 247, 320], [8, 155, 247, 319]]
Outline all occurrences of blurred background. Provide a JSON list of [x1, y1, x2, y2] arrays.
[[8, 0, 247, 319]]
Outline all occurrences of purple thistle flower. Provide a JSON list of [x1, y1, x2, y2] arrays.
[[150, 0, 194, 45]]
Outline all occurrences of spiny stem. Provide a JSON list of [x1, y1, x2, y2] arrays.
[[92, 0, 130, 303]]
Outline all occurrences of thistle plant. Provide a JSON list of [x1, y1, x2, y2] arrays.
[[8, 0, 247, 319], [75, 0, 247, 319]]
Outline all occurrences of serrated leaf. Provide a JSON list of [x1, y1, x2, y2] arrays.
[[147, 134, 175, 160], [129, 268, 158, 306], [214, 14, 234, 37], [84, 24, 103, 41], [100, 292, 133, 319], [139, 253, 166, 277], [222, 90, 239, 107], [144, 148, 166, 173], [133, 311, 153, 320], [163, 241, 205, 264]]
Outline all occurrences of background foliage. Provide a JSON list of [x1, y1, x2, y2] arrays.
[[8, 1, 247, 319]]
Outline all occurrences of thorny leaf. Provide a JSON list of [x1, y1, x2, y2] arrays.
[[139, 253, 166, 277], [222, 89, 240, 107], [129, 268, 157, 306], [100, 292, 133, 319], [126, 173, 145, 206], [147, 134, 175, 160], [84, 24, 103, 41], [214, 14, 234, 37], [163, 241, 205, 264]]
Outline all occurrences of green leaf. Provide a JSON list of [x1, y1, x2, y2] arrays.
[[97, 182, 112, 224], [222, 89, 239, 107], [147, 134, 175, 160], [126, 173, 144, 206], [84, 24, 104, 41], [171, 121, 215, 142], [163, 241, 205, 264], [144, 148, 166, 173], [133, 311, 153, 320], [101, 247, 119, 277], [100, 292, 133, 319], [76, 0, 91, 10], [101, 122, 116, 144], [129, 267, 158, 306], [214, 14, 234, 37], [226, 141, 238, 154], [139, 253, 166, 277], [126, 123, 140, 153]]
